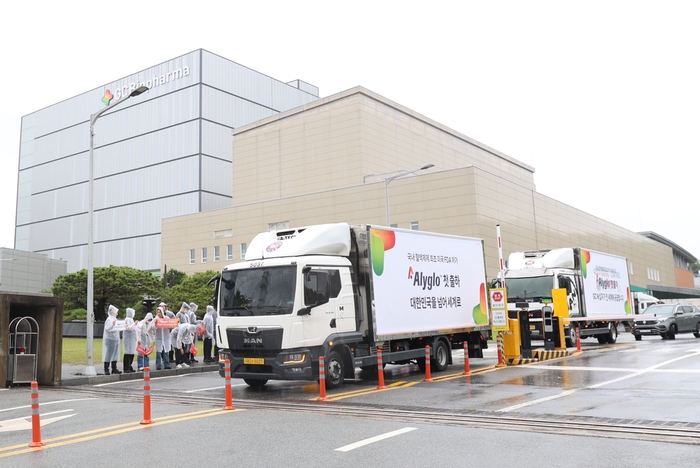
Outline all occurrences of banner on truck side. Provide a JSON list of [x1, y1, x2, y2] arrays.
[[369, 228, 489, 337], [580, 249, 632, 316]]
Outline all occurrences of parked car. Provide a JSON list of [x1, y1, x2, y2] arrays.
[[632, 303, 700, 340]]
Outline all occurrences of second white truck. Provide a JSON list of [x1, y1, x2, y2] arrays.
[[212, 223, 491, 388], [503, 247, 634, 346]]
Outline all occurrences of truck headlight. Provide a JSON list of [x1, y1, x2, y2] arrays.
[[283, 354, 306, 364]]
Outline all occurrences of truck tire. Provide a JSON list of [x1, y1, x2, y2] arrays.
[[432, 340, 450, 372], [566, 326, 577, 348], [607, 323, 618, 344], [634, 334, 642, 341], [596, 335, 608, 344], [325, 351, 345, 389], [694, 323, 700, 338], [244, 378, 268, 388]]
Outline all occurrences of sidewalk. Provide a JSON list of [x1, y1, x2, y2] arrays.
[[61, 361, 220, 386]]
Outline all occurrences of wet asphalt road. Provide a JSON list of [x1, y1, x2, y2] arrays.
[[2, 330, 700, 466]]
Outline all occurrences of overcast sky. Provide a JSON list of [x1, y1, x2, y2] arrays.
[[2, 1, 698, 262]]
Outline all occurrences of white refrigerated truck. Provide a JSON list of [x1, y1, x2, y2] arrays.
[[212, 223, 491, 388], [504, 247, 634, 346]]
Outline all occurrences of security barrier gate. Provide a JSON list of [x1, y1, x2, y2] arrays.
[[7, 316, 39, 386]]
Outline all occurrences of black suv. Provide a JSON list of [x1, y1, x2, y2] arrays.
[[632, 303, 700, 340]]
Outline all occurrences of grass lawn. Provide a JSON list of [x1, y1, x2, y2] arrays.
[[62, 337, 203, 365]]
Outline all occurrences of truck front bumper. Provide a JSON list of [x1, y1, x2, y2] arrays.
[[217, 349, 315, 381]]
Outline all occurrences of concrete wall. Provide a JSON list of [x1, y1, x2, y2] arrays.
[[1, 293, 64, 387]]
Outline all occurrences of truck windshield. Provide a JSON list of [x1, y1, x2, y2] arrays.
[[220, 266, 297, 316], [505, 276, 554, 302]]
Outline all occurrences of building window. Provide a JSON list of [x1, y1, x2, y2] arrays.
[[189, 249, 195, 265], [214, 229, 233, 239], [390, 223, 398, 228], [202, 247, 208, 263], [227, 244, 233, 261], [410, 221, 419, 231], [214, 246, 220, 262], [647, 267, 660, 282], [629, 262, 634, 275], [240, 243, 247, 259], [268, 221, 290, 231]]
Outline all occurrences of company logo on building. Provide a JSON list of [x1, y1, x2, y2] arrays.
[[103, 65, 191, 105], [102, 90, 114, 107]]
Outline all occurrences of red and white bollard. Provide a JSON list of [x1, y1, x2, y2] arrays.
[[496, 332, 506, 367], [376, 347, 386, 389], [317, 356, 328, 401], [576, 326, 582, 352], [423, 345, 433, 382], [223, 359, 235, 410], [28, 381, 44, 447], [463, 341, 471, 375], [140, 367, 154, 425]]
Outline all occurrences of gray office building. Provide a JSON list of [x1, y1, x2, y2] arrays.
[[15, 49, 319, 273]]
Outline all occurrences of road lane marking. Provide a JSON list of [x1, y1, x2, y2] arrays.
[[530, 365, 700, 373], [335, 427, 417, 452], [497, 350, 700, 412], [0, 413, 77, 433], [183, 385, 244, 393], [0, 407, 243, 458], [0, 398, 96, 414], [94, 374, 186, 387]]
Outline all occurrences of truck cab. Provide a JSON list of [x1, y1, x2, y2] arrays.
[[504, 248, 581, 346]]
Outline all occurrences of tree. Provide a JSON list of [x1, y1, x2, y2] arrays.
[[691, 262, 700, 275], [52, 266, 162, 321], [163, 268, 187, 288], [161, 270, 218, 319]]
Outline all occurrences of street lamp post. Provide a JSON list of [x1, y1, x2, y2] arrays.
[[84, 86, 148, 376], [384, 164, 434, 226]]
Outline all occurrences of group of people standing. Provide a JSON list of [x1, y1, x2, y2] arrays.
[[101, 301, 218, 375]]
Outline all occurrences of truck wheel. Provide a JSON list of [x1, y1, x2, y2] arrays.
[[244, 378, 268, 388], [634, 334, 642, 341], [667, 325, 676, 340], [607, 323, 618, 344], [694, 323, 700, 338], [432, 340, 450, 372], [566, 326, 577, 348], [596, 335, 607, 344], [325, 351, 345, 389]]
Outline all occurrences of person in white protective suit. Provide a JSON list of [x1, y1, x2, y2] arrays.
[[102, 305, 122, 375], [188, 303, 199, 363], [176, 319, 197, 369], [211, 306, 219, 361], [154, 306, 172, 370], [171, 314, 189, 367], [203, 306, 216, 362], [122, 308, 139, 373], [136, 313, 155, 371], [175, 302, 190, 324]]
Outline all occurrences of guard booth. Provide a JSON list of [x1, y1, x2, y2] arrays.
[[1, 292, 64, 387], [8, 316, 39, 385]]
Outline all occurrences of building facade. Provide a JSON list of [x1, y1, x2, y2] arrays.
[[16, 49, 318, 273], [161, 87, 699, 298], [0, 248, 67, 294]]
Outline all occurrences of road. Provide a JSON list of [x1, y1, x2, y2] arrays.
[[2, 331, 700, 466]]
